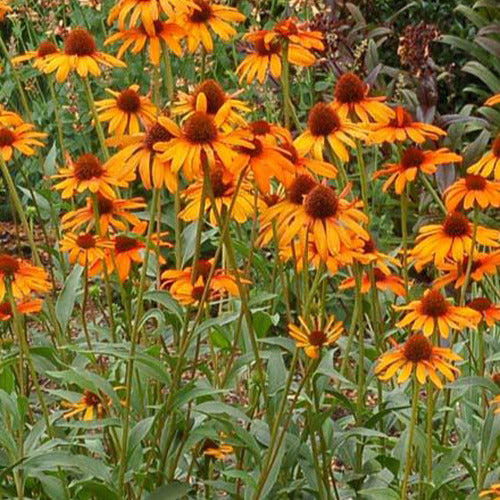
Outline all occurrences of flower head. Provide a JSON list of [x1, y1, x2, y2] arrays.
[[0, 122, 47, 162], [467, 132, 500, 180], [12, 40, 59, 69]]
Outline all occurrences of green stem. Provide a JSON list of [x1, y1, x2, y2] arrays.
[[400, 187, 409, 296], [281, 41, 291, 129], [420, 173, 446, 214], [161, 42, 174, 102], [354, 263, 365, 472], [459, 205, 478, 305], [47, 75, 66, 159], [83, 77, 109, 160], [401, 378, 419, 499]]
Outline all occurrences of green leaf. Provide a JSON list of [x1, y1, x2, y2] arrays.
[[146, 482, 192, 500], [448, 376, 499, 395], [359, 487, 399, 500], [55, 265, 83, 331]]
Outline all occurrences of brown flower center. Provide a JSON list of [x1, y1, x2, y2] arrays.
[[443, 212, 470, 238], [401, 147, 425, 169], [309, 329, 328, 346], [116, 88, 141, 113], [194, 80, 226, 115], [183, 112, 218, 144], [390, 108, 413, 128], [192, 285, 206, 301], [465, 174, 487, 191], [0, 128, 15, 147], [420, 290, 449, 317], [403, 334, 433, 362], [76, 234, 96, 249], [362, 236, 376, 254], [373, 268, 387, 282], [97, 195, 114, 215], [193, 259, 212, 281], [281, 143, 300, 165], [190, 0, 212, 23], [304, 184, 339, 219], [0, 255, 19, 275], [308, 103, 341, 137], [115, 236, 140, 253], [249, 120, 271, 136], [252, 36, 281, 56], [468, 297, 492, 312], [263, 193, 281, 207], [493, 133, 500, 158], [64, 28, 97, 56], [287, 174, 317, 204], [210, 169, 231, 197], [0, 302, 12, 316], [37, 40, 58, 58], [74, 154, 104, 181], [239, 138, 264, 158], [83, 390, 100, 407], [492, 372, 500, 386], [145, 122, 172, 150], [334, 73, 365, 104]]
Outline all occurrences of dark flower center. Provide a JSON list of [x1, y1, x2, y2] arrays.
[[76, 234, 96, 249], [389, 108, 413, 128], [0, 302, 12, 315], [493, 133, 500, 158], [239, 138, 264, 158], [83, 390, 100, 407], [281, 143, 299, 164], [263, 193, 281, 207], [192, 285, 206, 301], [115, 236, 140, 253], [401, 147, 425, 169], [420, 290, 449, 317], [252, 36, 281, 56], [194, 80, 226, 115], [309, 329, 328, 346], [308, 103, 341, 136], [492, 372, 500, 386], [468, 297, 492, 312], [0, 255, 19, 275], [403, 334, 433, 362], [74, 154, 104, 181], [249, 120, 271, 136], [465, 174, 487, 191], [210, 169, 231, 197], [334, 73, 365, 104], [64, 28, 97, 56], [183, 112, 218, 144], [304, 184, 339, 219], [443, 212, 470, 238], [190, 0, 212, 23], [373, 268, 387, 282], [287, 174, 317, 204], [193, 259, 212, 281], [37, 40, 58, 57], [97, 195, 114, 214], [0, 128, 15, 147], [362, 236, 376, 254], [145, 123, 172, 150], [116, 89, 141, 113]]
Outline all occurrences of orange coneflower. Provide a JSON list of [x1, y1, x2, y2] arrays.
[[105, 21, 184, 66], [266, 17, 324, 51], [62, 390, 105, 421], [12, 40, 59, 69], [340, 267, 406, 296], [375, 334, 462, 388], [39, 28, 126, 82], [485, 93, 500, 107], [95, 85, 157, 136], [59, 232, 112, 275], [0, 254, 51, 301], [0, 123, 47, 162], [177, 0, 245, 53], [201, 439, 234, 460], [288, 315, 343, 359], [395, 289, 479, 338], [248, 120, 291, 145], [107, 230, 146, 282], [467, 132, 500, 180], [411, 212, 500, 267], [0, 106, 24, 127], [294, 103, 366, 162], [0, 298, 43, 321], [350, 235, 400, 275], [52, 153, 133, 199], [444, 174, 500, 211], [180, 167, 257, 225], [481, 483, 500, 499], [468, 297, 500, 327], [367, 106, 446, 144], [373, 147, 462, 194], [331, 72, 394, 123], [61, 195, 146, 235]]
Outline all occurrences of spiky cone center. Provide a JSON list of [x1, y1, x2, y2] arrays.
[[191, 285, 206, 301], [468, 297, 491, 313], [362, 236, 376, 254], [183, 112, 218, 144], [287, 174, 317, 204], [443, 212, 470, 238], [465, 174, 487, 191], [194, 80, 226, 115], [0, 302, 12, 315], [64, 28, 97, 56], [308, 329, 328, 346], [97, 195, 114, 214], [308, 103, 341, 136], [334, 73, 365, 104], [74, 154, 104, 181], [146, 123, 172, 151], [252, 36, 281, 56], [493, 133, 500, 158], [193, 259, 212, 281], [0, 255, 19, 275], [115, 236, 140, 253], [210, 169, 231, 197], [190, 0, 212, 22], [304, 184, 339, 219], [420, 290, 449, 317], [401, 147, 425, 169], [238, 138, 264, 158], [0, 128, 15, 147], [116, 89, 141, 113], [373, 268, 387, 282], [76, 234, 97, 249], [83, 390, 100, 406], [37, 40, 58, 57], [403, 334, 433, 362], [389, 109, 413, 127], [249, 120, 271, 136]]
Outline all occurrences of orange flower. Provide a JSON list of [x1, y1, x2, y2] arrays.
[[265, 17, 324, 51], [0, 254, 51, 301], [367, 106, 446, 144], [288, 315, 343, 359], [0, 298, 43, 321], [0, 106, 24, 127], [62, 390, 105, 421], [395, 289, 479, 338], [95, 85, 157, 136], [39, 28, 126, 82], [247, 120, 291, 146], [467, 132, 500, 180], [0, 123, 47, 161], [373, 146, 462, 194], [59, 232, 112, 275], [350, 235, 400, 275], [444, 174, 500, 211], [108, 231, 146, 282], [340, 267, 406, 296], [331, 72, 394, 123], [375, 334, 461, 388], [481, 483, 500, 499], [202, 439, 234, 460], [468, 298, 500, 327], [0, 0, 12, 20], [485, 93, 500, 107], [12, 40, 59, 69]]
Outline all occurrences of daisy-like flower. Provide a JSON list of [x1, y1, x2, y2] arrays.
[[367, 106, 446, 144], [0, 106, 24, 127], [202, 439, 234, 460], [467, 132, 500, 179], [0, 298, 43, 321], [340, 267, 406, 296], [107, 231, 146, 282], [350, 235, 400, 275], [0, 0, 12, 20], [39, 28, 126, 82], [265, 17, 324, 51], [95, 85, 157, 136], [106, 121, 177, 192], [395, 289, 479, 338], [411, 212, 500, 267], [248, 120, 291, 146], [180, 167, 257, 225], [288, 315, 343, 359], [172, 79, 249, 127], [373, 147, 462, 194], [433, 251, 500, 289], [485, 93, 500, 107], [52, 153, 133, 200], [294, 102, 366, 162], [481, 483, 500, 499], [12, 40, 59, 69], [375, 333, 462, 388], [105, 21, 184, 66], [154, 103, 253, 180], [62, 390, 104, 421], [468, 297, 500, 327], [59, 232, 112, 275], [444, 174, 500, 211], [177, 0, 245, 53], [331, 72, 394, 123], [0, 123, 47, 162], [0, 254, 51, 301], [61, 195, 146, 235]]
